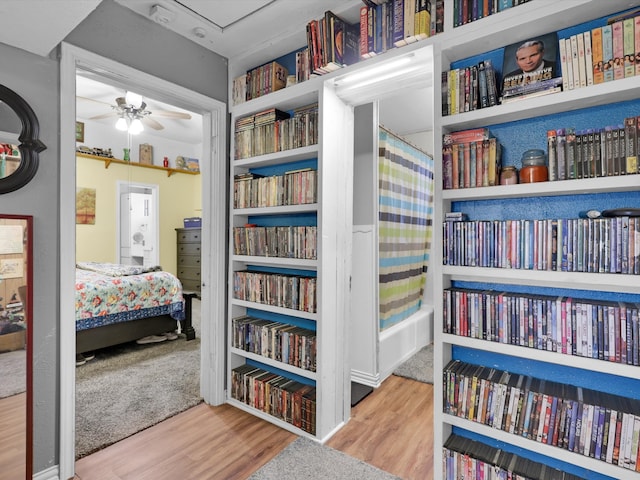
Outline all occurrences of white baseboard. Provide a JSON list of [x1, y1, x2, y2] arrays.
[[378, 305, 433, 382], [351, 368, 381, 388], [33, 465, 59, 480]]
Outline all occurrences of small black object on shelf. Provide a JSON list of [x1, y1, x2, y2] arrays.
[[601, 208, 640, 217]]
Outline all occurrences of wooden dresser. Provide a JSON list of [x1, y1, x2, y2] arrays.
[[175, 227, 201, 295]]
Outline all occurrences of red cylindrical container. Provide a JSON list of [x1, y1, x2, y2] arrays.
[[519, 149, 548, 183]]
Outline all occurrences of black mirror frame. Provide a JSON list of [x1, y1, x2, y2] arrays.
[[0, 84, 46, 194]]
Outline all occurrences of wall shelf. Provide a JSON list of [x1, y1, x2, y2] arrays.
[[76, 152, 200, 177]]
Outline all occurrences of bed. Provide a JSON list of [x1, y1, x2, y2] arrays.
[[75, 262, 195, 354]]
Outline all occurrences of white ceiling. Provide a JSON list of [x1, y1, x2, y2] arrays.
[[0, 0, 431, 140], [75, 75, 203, 144], [114, 0, 364, 60], [0, 0, 102, 57]]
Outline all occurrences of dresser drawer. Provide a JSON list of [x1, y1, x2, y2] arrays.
[[177, 266, 201, 282], [178, 243, 201, 256], [177, 229, 201, 243], [180, 279, 201, 293], [178, 255, 201, 268]]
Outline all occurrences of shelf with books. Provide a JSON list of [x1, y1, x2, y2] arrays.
[[442, 333, 640, 380], [444, 413, 640, 479], [433, 3, 640, 479], [442, 174, 640, 200], [443, 267, 640, 295], [230, 347, 318, 382], [231, 255, 318, 271], [440, 74, 640, 131], [228, 80, 353, 441]]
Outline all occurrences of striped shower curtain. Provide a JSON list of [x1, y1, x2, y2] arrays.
[[378, 127, 434, 331]]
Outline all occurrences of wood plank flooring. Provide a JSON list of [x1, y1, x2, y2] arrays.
[[73, 375, 433, 480], [0, 392, 26, 480]]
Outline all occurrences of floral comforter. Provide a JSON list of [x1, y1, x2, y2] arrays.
[[75, 264, 185, 332]]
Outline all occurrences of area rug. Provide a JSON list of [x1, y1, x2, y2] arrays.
[[75, 301, 202, 459], [392, 342, 434, 384], [248, 437, 402, 480], [0, 349, 26, 399]]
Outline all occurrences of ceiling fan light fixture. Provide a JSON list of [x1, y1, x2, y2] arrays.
[[129, 117, 144, 135], [125, 91, 143, 109], [115, 116, 129, 131]]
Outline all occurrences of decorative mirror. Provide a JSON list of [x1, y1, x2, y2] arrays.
[[0, 84, 46, 194], [0, 214, 33, 478]]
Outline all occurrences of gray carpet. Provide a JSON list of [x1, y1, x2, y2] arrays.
[[0, 349, 26, 398], [75, 300, 202, 459], [392, 342, 434, 384], [249, 437, 402, 480]]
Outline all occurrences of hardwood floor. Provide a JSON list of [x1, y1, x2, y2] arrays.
[[73, 375, 433, 480], [328, 375, 434, 480], [0, 392, 26, 480]]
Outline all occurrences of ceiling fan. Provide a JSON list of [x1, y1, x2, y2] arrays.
[[78, 91, 192, 133]]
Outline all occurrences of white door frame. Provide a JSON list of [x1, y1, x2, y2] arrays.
[[116, 181, 160, 266], [60, 43, 227, 479]]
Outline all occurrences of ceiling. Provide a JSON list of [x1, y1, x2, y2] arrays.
[[0, 0, 432, 140], [75, 75, 203, 144]]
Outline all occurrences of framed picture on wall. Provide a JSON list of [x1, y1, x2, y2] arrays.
[[76, 121, 85, 143]]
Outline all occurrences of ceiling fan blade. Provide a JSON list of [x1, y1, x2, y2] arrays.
[[143, 117, 164, 130], [90, 111, 117, 120], [152, 110, 192, 120]]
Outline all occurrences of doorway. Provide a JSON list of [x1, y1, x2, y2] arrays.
[[60, 43, 227, 479], [117, 182, 159, 267]]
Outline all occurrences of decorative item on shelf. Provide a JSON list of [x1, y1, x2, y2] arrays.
[[519, 149, 548, 183], [175, 156, 186, 169], [499, 165, 518, 185], [123, 148, 130, 162], [139, 143, 153, 165], [163, 156, 169, 168], [183, 217, 201, 228], [185, 158, 199, 172], [75, 121, 85, 143]]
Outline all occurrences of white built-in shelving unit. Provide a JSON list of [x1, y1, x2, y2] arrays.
[[227, 77, 354, 442], [433, 1, 640, 479]]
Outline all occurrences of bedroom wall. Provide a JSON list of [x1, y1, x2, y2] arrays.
[[9, 0, 229, 475], [0, 41, 60, 473], [76, 157, 201, 272], [75, 116, 202, 271]]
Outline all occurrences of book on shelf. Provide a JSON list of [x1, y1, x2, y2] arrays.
[[442, 128, 501, 189], [623, 17, 636, 78], [501, 31, 559, 98], [232, 74, 247, 106], [602, 24, 615, 82], [500, 77, 563, 103], [591, 26, 604, 85], [306, 12, 359, 74], [568, 34, 579, 90], [433, 0, 443, 34], [245, 61, 289, 101], [584, 29, 594, 86], [612, 20, 625, 80], [559, 37, 572, 91], [636, 15, 640, 76], [576, 32, 587, 88]]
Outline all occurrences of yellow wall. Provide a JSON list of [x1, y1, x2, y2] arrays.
[[75, 156, 201, 275]]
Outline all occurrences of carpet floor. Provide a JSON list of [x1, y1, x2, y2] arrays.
[[392, 342, 434, 384], [249, 437, 402, 480], [0, 349, 25, 399], [75, 333, 201, 459]]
